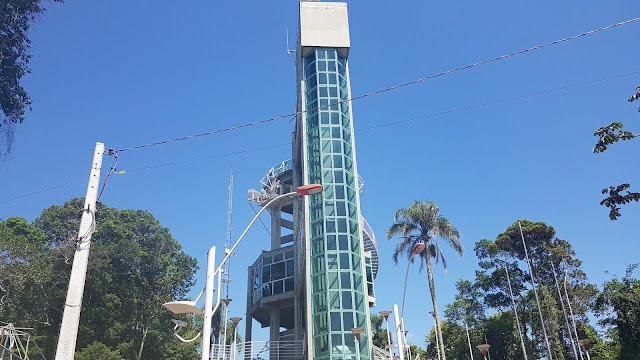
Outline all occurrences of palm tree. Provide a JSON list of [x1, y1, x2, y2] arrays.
[[386, 201, 463, 360]]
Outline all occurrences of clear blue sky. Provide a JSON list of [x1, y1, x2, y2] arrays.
[[1, 0, 639, 348]]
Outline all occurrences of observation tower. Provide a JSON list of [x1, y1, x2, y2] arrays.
[[245, 2, 380, 359]]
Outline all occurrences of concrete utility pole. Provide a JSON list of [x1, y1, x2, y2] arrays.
[[55, 142, 105, 360]]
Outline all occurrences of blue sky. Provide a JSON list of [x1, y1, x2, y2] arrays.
[[1, 0, 639, 348]]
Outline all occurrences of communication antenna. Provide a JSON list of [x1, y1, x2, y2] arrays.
[[286, 28, 296, 55], [219, 167, 234, 352]]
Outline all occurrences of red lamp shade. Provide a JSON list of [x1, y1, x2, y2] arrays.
[[297, 184, 323, 196]]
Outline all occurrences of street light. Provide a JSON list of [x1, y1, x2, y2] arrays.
[[578, 339, 591, 360], [380, 310, 394, 360], [400, 242, 426, 360], [230, 317, 242, 360], [162, 184, 323, 360], [476, 344, 491, 360], [351, 327, 364, 360], [430, 311, 441, 360], [220, 298, 232, 358]]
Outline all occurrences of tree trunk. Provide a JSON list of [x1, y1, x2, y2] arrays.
[[426, 253, 447, 360], [137, 326, 149, 360]]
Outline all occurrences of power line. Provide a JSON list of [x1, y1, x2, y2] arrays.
[[113, 16, 640, 153], [0, 177, 88, 205], [2, 69, 637, 206]]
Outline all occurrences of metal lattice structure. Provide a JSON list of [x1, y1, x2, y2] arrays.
[[0, 323, 33, 360]]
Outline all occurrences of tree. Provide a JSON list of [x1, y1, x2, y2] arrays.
[[596, 264, 640, 359], [473, 220, 598, 359], [0, 0, 63, 156], [0, 198, 199, 359], [75, 342, 125, 360], [387, 201, 463, 360], [593, 86, 640, 220]]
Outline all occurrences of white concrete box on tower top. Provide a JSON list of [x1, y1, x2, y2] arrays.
[[299, 2, 350, 55]]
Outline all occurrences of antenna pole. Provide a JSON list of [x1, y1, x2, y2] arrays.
[[221, 168, 234, 351], [55, 142, 105, 360]]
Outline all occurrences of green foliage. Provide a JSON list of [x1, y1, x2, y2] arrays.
[[593, 85, 639, 220], [387, 200, 463, 359], [447, 220, 600, 359], [0, 0, 62, 156], [593, 122, 637, 153], [386, 201, 463, 269], [596, 264, 640, 359], [445, 280, 486, 327], [75, 342, 124, 360], [600, 184, 640, 220], [0, 198, 199, 359]]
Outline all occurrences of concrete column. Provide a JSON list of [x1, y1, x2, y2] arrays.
[[270, 308, 281, 360], [270, 206, 282, 250]]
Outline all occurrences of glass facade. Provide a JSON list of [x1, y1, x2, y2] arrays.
[[304, 48, 370, 360], [251, 247, 295, 304]]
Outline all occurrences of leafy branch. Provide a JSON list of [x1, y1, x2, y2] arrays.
[[594, 86, 639, 220], [600, 184, 640, 220]]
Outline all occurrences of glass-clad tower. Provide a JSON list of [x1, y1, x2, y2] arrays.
[[294, 2, 372, 359], [245, 2, 377, 359]]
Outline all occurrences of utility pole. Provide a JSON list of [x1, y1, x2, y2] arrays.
[[55, 142, 105, 360]]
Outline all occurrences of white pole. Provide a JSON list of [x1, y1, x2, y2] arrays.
[[201, 247, 216, 360], [354, 337, 360, 360], [551, 261, 579, 360], [385, 319, 393, 360], [223, 303, 229, 357], [392, 304, 405, 360], [54, 142, 105, 360], [233, 325, 238, 360], [518, 222, 553, 360], [465, 323, 474, 360], [504, 265, 528, 360], [564, 275, 585, 360]]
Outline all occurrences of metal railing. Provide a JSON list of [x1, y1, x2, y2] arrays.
[[211, 340, 303, 360], [372, 344, 392, 360]]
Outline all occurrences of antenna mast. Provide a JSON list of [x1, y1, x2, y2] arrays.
[[224, 168, 233, 297]]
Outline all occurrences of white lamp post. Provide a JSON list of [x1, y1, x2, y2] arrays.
[[230, 316, 242, 360], [351, 327, 364, 360], [221, 298, 232, 357], [578, 339, 591, 360], [477, 344, 491, 360], [380, 310, 393, 360], [400, 242, 426, 359], [162, 184, 323, 360]]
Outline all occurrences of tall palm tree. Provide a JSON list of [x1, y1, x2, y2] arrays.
[[386, 201, 463, 360]]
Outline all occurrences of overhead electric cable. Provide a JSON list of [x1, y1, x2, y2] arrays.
[[2, 69, 637, 206], [114, 17, 640, 153], [0, 177, 88, 205]]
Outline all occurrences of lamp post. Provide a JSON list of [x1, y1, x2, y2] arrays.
[[578, 339, 591, 360], [400, 242, 426, 360], [380, 310, 393, 360], [221, 298, 232, 358], [476, 344, 491, 360], [162, 184, 323, 360], [430, 311, 441, 360], [351, 327, 364, 360], [230, 317, 242, 360]]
